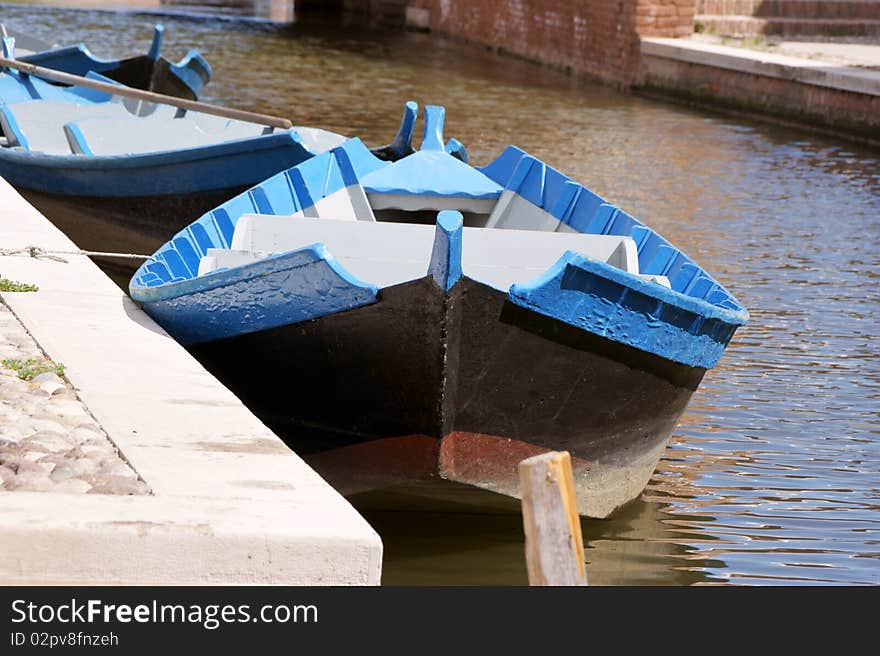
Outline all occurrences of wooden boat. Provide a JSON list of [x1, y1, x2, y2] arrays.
[[2, 23, 211, 100], [129, 105, 748, 518]]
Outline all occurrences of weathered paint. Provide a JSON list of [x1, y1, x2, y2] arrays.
[[14, 23, 211, 100], [509, 251, 741, 368], [141, 245, 379, 345], [428, 210, 463, 291], [187, 276, 704, 518]]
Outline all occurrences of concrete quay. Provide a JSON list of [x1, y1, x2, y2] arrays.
[[638, 36, 880, 145], [0, 178, 382, 585]]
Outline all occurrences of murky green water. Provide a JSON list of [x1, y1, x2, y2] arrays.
[[2, 1, 878, 585]]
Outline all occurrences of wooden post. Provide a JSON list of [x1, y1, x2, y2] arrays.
[[0, 56, 293, 130], [519, 451, 587, 586]]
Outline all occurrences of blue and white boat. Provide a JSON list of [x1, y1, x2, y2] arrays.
[[4, 23, 211, 100], [130, 104, 748, 518], [0, 54, 419, 271]]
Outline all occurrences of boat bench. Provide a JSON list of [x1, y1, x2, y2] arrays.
[[0, 99, 138, 154], [63, 112, 275, 156], [0, 97, 278, 156], [197, 214, 668, 291]]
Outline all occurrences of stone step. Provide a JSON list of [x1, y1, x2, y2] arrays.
[[697, 0, 880, 20], [696, 15, 880, 36]]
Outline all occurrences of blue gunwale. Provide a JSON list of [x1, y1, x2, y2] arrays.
[[14, 24, 212, 98], [130, 128, 748, 368], [0, 130, 319, 196]]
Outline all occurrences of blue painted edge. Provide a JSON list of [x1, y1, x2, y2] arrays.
[[428, 210, 463, 291], [0, 128, 313, 196], [2, 36, 15, 60], [64, 122, 93, 156], [387, 100, 417, 158], [168, 49, 213, 95], [148, 24, 164, 61], [133, 244, 378, 342], [0, 103, 29, 149], [509, 252, 748, 369], [129, 138, 389, 292], [421, 105, 446, 151], [445, 137, 469, 164]]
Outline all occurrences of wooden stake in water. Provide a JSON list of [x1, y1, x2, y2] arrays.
[[519, 451, 587, 586]]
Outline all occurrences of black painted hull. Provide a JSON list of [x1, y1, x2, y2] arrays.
[[188, 276, 706, 517]]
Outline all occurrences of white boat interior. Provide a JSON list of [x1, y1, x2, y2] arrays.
[[197, 186, 671, 290], [0, 98, 346, 156]]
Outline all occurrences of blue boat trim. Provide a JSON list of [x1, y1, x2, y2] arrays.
[[420, 105, 446, 151], [444, 137, 469, 164], [362, 107, 501, 199], [148, 24, 164, 62], [479, 145, 748, 318], [0, 103, 29, 149], [137, 245, 379, 345], [13, 24, 211, 99], [428, 211, 464, 291], [167, 49, 212, 97], [371, 100, 417, 161], [509, 252, 745, 369], [130, 107, 747, 370], [2, 36, 15, 60], [63, 122, 93, 156], [0, 129, 323, 196], [130, 139, 389, 289]]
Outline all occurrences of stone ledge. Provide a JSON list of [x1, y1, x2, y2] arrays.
[[1, 493, 380, 585], [641, 36, 880, 97], [0, 178, 382, 585]]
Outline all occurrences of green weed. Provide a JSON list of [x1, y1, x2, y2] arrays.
[[2, 357, 65, 381]]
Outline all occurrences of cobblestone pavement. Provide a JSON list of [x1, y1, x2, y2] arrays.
[[0, 297, 149, 495]]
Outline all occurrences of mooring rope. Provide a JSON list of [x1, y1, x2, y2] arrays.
[[0, 246, 155, 264]]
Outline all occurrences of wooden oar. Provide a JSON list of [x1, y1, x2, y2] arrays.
[[0, 55, 293, 130]]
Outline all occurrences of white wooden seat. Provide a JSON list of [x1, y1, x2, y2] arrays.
[[0, 99, 133, 154], [208, 215, 645, 291], [64, 111, 273, 156]]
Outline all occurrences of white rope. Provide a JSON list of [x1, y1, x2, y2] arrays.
[[0, 246, 155, 264]]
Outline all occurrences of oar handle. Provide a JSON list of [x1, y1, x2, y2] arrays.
[[0, 56, 293, 130]]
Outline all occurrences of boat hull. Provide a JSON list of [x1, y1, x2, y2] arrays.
[[3, 135, 320, 279], [186, 276, 705, 518], [18, 186, 248, 281]]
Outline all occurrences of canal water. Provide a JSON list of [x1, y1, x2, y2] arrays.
[[2, 1, 877, 585]]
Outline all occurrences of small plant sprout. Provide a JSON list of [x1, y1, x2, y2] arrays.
[[2, 357, 65, 381], [0, 277, 39, 292]]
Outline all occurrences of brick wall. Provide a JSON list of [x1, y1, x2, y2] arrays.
[[401, 1, 696, 86], [298, 1, 698, 87], [636, 0, 696, 37]]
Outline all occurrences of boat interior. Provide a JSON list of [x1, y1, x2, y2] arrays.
[[0, 91, 346, 157], [0, 65, 343, 156], [190, 122, 662, 291], [131, 115, 743, 318]]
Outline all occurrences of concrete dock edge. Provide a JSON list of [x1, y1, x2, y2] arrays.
[[0, 178, 383, 585], [638, 37, 880, 145]]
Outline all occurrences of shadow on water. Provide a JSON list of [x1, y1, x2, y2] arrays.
[[2, 1, 878, 585], [356, 487, 721, 586]]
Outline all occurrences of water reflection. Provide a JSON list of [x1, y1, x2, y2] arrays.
[[1, 2, 877, 585]]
